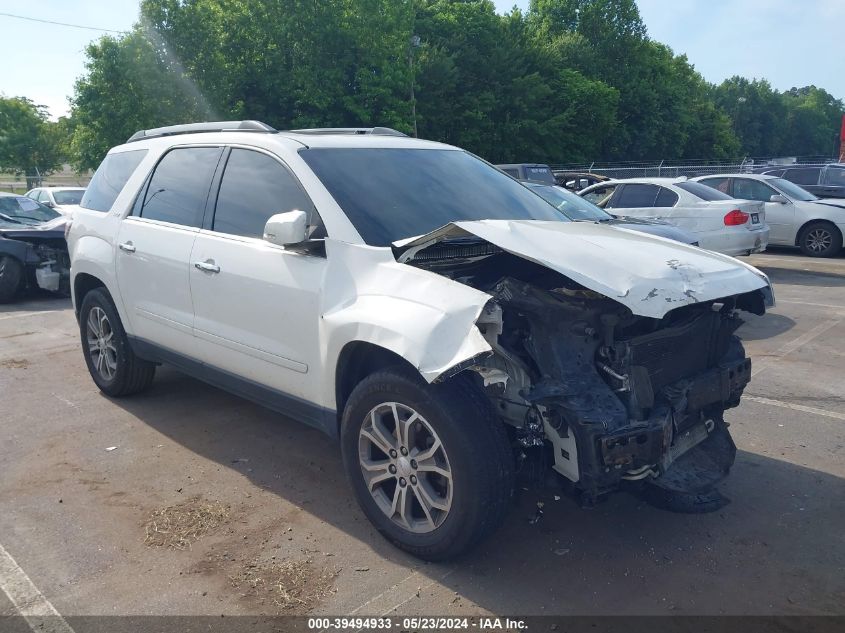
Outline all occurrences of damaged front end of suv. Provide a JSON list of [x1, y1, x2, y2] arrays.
[[396, 220, 773, 511]]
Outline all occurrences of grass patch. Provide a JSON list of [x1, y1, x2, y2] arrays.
[[230, 558, 339, 613], [144, 497, 230, 549]]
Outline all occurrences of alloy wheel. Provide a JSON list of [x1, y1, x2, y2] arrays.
[[86, 306, 118, 380], [358, 402, 453, 533], [806, 228, 833, 253]]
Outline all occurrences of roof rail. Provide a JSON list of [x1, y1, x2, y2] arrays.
[[288, 127, 407, 137], [126, 120, 276, 143]]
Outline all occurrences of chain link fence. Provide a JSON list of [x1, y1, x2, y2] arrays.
[[549, 155, 838, 180]]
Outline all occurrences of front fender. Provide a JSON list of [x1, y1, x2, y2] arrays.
[[318, 240, 493, 409]]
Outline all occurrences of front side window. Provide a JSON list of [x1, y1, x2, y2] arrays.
[[733, 178, 777, 202], [213, 149, 316, 238], [36, 190, 51, 203], [81, 149, 148, 212], [140, 147, 222, 227], [300, 148, 564, 246], [612, 184, 660, 208]]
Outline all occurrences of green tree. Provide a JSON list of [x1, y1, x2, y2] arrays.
[[0, 97, 66, 188], [70, 30, 216, 170]]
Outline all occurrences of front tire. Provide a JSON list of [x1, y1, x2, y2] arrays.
[[79, 288, 156, 396], [340, 368, 514, 561], [0, 256, 23, 303], [799, 221, 842, 257]]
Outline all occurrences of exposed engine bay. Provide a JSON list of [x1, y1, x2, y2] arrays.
[[400, 235, 770, 511], [0, 229, 71, 297]]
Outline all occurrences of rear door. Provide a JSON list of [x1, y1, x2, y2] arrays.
[[115, 146, 223, 356], [189, 146, 327, 406]]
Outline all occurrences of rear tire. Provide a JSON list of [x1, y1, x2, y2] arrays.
[[79, 287, 155, 396], [0, 256, 23, 303], [798, 221, 842, 257], [340, 368, 514, 561]]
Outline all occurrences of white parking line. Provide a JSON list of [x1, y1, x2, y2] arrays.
[[777, 299, 845, 311], [0, 310, 64, 321], [0, 543, 75, 633], [751, 318, 842, 377], [744, 395, 845, 422]]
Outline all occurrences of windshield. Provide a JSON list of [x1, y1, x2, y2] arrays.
[[53, 189, 85, 205], [525, 183, 608, 221], [300, 148, 566, 245], [675, 181, 733, 201], [771, 178, 818, 201], [0, 196, 60, 225]]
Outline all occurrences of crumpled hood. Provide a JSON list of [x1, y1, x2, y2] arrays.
[[395, 220, 772, 319], [813, 198, 845, 210]]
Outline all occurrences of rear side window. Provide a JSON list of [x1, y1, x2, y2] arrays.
[[81, 149, 148, 212], [783, 168, 820, 186], [823, 167, 845, 185], [139, 147, 222, 227], [613, 184, 659, 208], [697, 177, 731, 195], [654, 187, 679, 207], [675, 181, 733, 201], [212, 149, 315, 238]]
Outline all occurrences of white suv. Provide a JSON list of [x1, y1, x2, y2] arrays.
[[69, 121, 774, 560]]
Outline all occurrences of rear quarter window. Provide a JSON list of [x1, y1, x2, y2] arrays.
[[80, 149, 148, 212]]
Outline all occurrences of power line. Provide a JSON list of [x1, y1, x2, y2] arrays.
[[0, 11, 127, 34]]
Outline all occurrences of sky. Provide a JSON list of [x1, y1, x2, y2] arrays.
[[1, 0, 843, 120]]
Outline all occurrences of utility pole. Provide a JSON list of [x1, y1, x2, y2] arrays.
[[409, 34, 421, 138]]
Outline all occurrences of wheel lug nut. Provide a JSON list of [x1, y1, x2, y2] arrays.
[[389, 449, 397, 458], [399, 477, 407, 487], [410, 459, 417, 469], [388, 464, 397, 474], [400, 447, 408, 456], [410, 475, 417, 485]]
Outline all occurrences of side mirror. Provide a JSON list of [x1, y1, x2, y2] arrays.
[[263, 210, 307, 247], [769, 194, 788, 204]]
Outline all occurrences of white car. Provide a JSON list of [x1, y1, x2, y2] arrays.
[[691, 174, 845, 257], [578, 178, 770, 256], [68, 121, 774, 560], [24, 186, 86, 217]]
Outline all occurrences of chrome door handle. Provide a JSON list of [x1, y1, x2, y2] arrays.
[[118, 241, 136, 253], [194, 260, 220, 273]]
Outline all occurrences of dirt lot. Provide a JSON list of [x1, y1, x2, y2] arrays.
[[0, 248, 843, 619]]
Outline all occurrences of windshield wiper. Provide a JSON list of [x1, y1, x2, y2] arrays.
[[0, 213, 24, 224]]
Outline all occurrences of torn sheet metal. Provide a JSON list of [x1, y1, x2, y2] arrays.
[[321, 240, 493, 384], [395, 220, 773, 319]]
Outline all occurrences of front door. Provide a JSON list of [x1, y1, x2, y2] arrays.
[[731, 177, 795, 244], [189, 147, 327, 405], [114, 146, 223, 356]]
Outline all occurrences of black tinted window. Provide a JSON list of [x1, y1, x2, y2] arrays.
[[213, 149, 315, 238], [654, 187, 679, 207], [698, 177, 731, 195], [300, 148, 564, 246], [823, 167, 845, 185], [784, 168, 820, 185], [613, 184, 659, 208], [675, 181, 733, 201], [140, 147, 222, 227], [81, 149, 148, 212]]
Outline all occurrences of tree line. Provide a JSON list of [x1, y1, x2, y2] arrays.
[[2, 0, 843, 177]]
